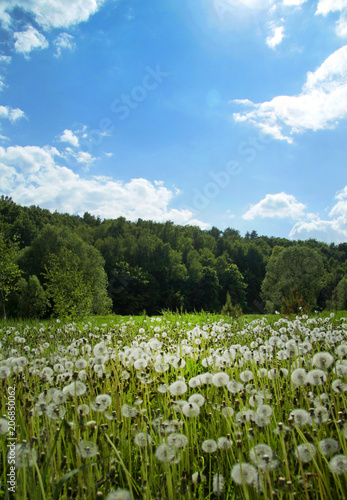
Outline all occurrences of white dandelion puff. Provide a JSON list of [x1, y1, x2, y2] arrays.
[[76, 440, 99, 459], [201, 439, 218, 453], [319, 438, 339, 457], [231, 462, 257, 485], [295, 443, 316, 463], [329, 455, 347, 474]]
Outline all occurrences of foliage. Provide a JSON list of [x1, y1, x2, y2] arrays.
[[43, 247, 93, 320], [221, 292, 243, 317], [1, 197, 347, 317], [0, 233, 22, 319], [261, 245, 324, 313]]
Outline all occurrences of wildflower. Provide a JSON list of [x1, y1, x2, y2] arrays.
[[182, 402, 200, 417], [134, 432, 152, 447], [213, 472, 224, 495], [52, 390, 68, 405], [221, 407, 234, 418], [250, 444, 278, 470], [318, 438, 339, 457], [212, 372, 229, 387], [155, 443, 176, 462], [256, 405, 273, 418], [169, 380, 188, 396], [158, 384, 169, 393], [200, 373, 213, 384], [9, 443, 38, 468], [295, 443, 316, 463], [255, 415, 271, 427], [240, 370, 254, 382], [95, 394, 112, 408], [235, 410, 256, 424], [46, 403, 66, 420], [313, 406, 329, 424], [188, 394, 205, 407], [312, 352, 334, 370], [202, 439, 218, 453], [189, 375, 202, 388], [331, 379, 347, 392], [63, 381, 87, 397], [0, 418, 8, 434], [75, 358, 88, 370], [231, 462, 257, 485], [134, 358, 147, 370], [0, 365, 11, 378], [306, 369, 327, 386], [93, 342, 107, 356], [333, 364, 347, 377], [329, 455, 347, 474], [217, 437, 233, 449], [227, 380, 244, 393], [121, 404, 138, 418], [167, 433, 188, 449], [76, 440, 99, 459], [290, 409, 311, 427], [249, 395, 264, 408], [106, 489, 131, 500], [291, 368, 307, 386]]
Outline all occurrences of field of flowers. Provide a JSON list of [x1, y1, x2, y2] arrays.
[[1, 312, 347, 499]]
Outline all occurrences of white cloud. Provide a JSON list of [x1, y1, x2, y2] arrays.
[[0, 144, 207, 227], [0, 0, 109, 30], [289, 187, 347, 243], [242, 192, 306, 220], [0, 105, 25, 122], [337, 15, 347, 38], [316, 0, 347, 16], [14, 26, 48, 56], [232, 45, 347, 142], [59, 129, 79, 148], [266, 24, 285, 48], [54, 33, 76, 57], [75, 151, 95, 165], [283, 0, 307, 5]]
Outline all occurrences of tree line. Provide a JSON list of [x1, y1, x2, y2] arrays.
[[0, 196, 346, 319]]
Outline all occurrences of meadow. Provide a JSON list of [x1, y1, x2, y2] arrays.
[[1, 311, 347, 500]]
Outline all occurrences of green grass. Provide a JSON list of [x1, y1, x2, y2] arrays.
[[1, 311, 347, 499]]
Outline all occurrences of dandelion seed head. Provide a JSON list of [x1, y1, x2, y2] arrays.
[[202, 439, 218, 453], [329, 454, 347, 474], [231, 462, 257, 485], [319, 438, 339, 456]]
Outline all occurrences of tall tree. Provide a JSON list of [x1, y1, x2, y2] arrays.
[[0, 234, 21, 319], [261, 245, 324, 313]]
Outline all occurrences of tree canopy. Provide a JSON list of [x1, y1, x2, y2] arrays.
[[0, 196, 346, 318]]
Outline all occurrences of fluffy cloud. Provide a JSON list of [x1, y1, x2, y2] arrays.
[[14, 27, 48, 56], [54, 33, 76, 57], [266, 24, 285, 48], [232, 45, 347, 142], [316, 0, 347, 16], [0, 0, 109, 30], [0, 144, 206, 226], [59, 129, 79, 148], [283, 187, 347, 243], [283, 0, 308, 5], [242, 192, 306, 220], [0, 105, 25, 122], [336, 15, 347, 38]]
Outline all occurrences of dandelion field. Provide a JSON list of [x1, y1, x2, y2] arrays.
[[1, 312, 347, 500]]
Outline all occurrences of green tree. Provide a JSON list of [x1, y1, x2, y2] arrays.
[[261, 246, 324, 313], [0, 234, 21, 319], [19, 225, 112, 316], [335, 276, 347, 310], [44, 247, 93, 320], [15, 275, 49, 318]]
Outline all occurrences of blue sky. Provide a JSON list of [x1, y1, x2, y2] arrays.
[[0, 0, 346, 243]]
